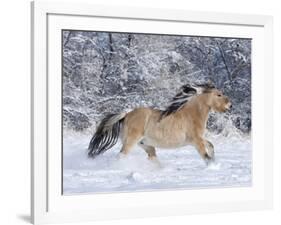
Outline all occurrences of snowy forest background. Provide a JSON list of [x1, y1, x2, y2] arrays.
[[62, 30, 251, 134]]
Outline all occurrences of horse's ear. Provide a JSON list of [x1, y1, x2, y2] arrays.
[[200, 80, 215, 93], [207, 80, 215, 89]]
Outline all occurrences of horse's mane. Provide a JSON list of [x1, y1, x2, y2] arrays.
[[160, 82, 215, 120]]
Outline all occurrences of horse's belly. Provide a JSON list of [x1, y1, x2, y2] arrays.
[[142, 135, 191, 149]]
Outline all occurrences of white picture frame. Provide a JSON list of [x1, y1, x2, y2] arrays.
[[31, 1, 273, 224]]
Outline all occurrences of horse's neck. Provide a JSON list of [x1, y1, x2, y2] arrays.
[[198, 103, 211, 127], [182, 95, 211, 126]]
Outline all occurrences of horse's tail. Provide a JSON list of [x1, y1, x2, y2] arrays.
[[88, 112, 126, 158]]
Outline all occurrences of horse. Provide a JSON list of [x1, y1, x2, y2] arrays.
[[88, 83, 232, 165]]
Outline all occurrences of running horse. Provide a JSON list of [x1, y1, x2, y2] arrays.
[[88, 83, 232, 165]]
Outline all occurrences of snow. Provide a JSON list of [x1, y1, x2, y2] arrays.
[[63, 131, 252, 195]]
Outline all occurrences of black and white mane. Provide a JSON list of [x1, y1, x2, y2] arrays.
[[160, 82, 215, 120]]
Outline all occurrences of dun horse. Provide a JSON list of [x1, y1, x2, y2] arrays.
[[88, 83, 231, 165]]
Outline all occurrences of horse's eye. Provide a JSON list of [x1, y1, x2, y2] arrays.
[[217, 94, 222, 97]]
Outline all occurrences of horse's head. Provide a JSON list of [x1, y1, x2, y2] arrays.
[[204, 88, 232, 113], [160, 82, 231, 120]]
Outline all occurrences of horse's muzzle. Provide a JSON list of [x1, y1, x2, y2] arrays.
[[225, 102, 232, 111]]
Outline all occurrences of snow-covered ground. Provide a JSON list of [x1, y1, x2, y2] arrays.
[[63, 129, 252, 195]]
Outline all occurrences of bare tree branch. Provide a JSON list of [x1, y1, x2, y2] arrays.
[[216, 40, 232, 81]]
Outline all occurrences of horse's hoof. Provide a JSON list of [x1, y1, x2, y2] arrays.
[[148, 157, 163, 168], [206, 161, 221, 170], [205, 157, 215, 166], [117, 153, 127, 160]]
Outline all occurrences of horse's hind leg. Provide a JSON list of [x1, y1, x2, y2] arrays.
[[119, 135, 141, 156], [138, 142, 157, 160], [138, 142, 161, 167], [119, 107, 150, 157], [119, 125, 144, 156]]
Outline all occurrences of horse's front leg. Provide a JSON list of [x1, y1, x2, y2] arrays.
[[193, 138, 215, 165], [205, 140, 215, 160]]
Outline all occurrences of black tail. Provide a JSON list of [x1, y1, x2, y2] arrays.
[[88, 112, 126, 158]]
